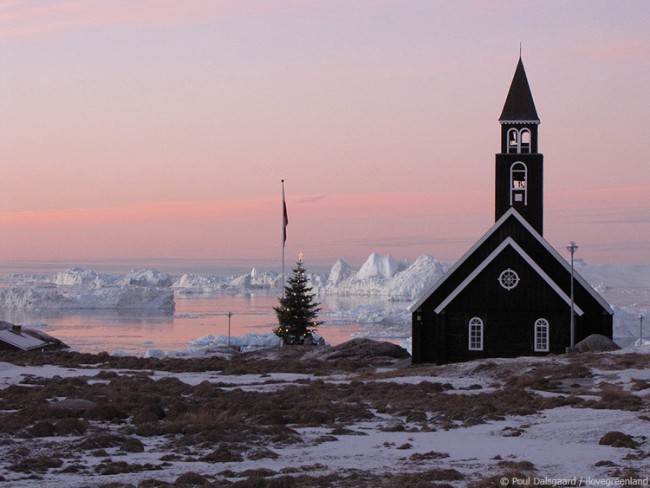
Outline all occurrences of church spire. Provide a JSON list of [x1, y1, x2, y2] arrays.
[[495, 57, 544, 235], [499, 57, 540, 124]]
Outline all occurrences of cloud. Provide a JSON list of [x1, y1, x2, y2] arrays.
[[0, 189, 488, 228], [0, 198, 277, 227], [588, 213, 650, 225], [546, 186, 650, 211], [582, 40, 650, 64], [0, 0, 290, 40]]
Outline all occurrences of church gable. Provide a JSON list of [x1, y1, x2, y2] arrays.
[[410, 208, 611, 316], [431, 237, 583, 316]]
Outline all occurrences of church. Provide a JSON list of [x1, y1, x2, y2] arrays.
[[410, 58, 613, 365]]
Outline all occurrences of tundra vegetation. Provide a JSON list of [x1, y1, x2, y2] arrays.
[[0, 342, 648, 487]]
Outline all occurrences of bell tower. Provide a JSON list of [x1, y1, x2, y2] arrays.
[[495, 57, 544, 235]]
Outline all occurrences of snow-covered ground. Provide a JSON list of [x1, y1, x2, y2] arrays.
[[0, 346, 648, 487]]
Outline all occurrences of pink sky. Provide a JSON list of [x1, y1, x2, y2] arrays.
[[1, 1, 649, 270]]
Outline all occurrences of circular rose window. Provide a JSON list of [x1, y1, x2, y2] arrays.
[[498, 268, 520, 291]]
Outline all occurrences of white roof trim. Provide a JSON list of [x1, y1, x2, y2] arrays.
[[410, 209, 516, 312], [410, 208, 613, 314], [433, 237, 584, 315], [500, 120, 540, 124]]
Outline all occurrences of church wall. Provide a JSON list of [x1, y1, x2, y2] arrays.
[[438, 248, 571, 363]]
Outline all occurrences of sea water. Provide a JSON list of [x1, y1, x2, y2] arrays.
[[0, 291, 410, 356]]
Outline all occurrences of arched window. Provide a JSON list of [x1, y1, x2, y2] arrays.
[[520, 128, 531, 153], [534, 319, 549, 352], [468, 317, 484, 351], [506, 128, 532, 154], [510, 162, 527, 206], [507, 128, 519, 153]]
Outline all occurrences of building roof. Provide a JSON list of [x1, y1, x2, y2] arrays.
[[409, 208, 613, 314], [0, 328, 47, 350], [499, 57, 540, 124], [431, 236, 584, 316]]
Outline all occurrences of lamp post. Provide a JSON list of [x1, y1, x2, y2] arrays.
[[226, 312, 233, 347], [639, 313, 645, 346], [566, 241, 578, 350]]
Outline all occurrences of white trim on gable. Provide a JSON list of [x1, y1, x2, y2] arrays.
[[410, 209, 517, 312], [432, 237, 584, 315], [409, 211, 514, 313], [505, 210, 613, 314], [409, 208, 612, 314]]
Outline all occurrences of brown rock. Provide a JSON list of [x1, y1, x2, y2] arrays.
[[598, 431, 638, 448], [574, 334, 620, 353]]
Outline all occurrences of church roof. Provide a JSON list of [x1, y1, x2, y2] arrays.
[[429, 236, 584, 316], [409, 208, 613, 314], [499, 58, 540, 123]]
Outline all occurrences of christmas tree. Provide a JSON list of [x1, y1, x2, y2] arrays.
[[273, 257, 322, 345]]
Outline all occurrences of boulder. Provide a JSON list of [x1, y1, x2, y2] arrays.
[[574, 334, 620, 353], [327, 338, 410, 360], [598, 431, 639, 448], [50, 398, 97, 411]]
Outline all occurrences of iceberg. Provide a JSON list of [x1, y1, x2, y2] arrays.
[[356, 252, 404, 280], [188, 332, 281, 350], [327, 259, 356, 286], [122, 269, 172, 287], [0, 267, 175, 313], [52, 267, 118, 287], [0, 285, 175, 313], [172, 268, 281, 295], [386, 254, 447, 300], [321, 252, 447, 300]]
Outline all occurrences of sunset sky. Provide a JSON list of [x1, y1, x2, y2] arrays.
[[1, 1, 649, 271]]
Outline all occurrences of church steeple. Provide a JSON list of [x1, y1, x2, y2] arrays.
[[495, 57, 544, 234], [499, 57, 540, 123]]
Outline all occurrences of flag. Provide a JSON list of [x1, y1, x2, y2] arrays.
[[282, 180, 288, 246]]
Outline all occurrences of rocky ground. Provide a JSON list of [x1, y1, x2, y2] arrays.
[[0, 340, 649, 487]]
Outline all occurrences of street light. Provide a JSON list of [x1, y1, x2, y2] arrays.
[[566, 241, 578, 350], [639, 313, 645, 346], [226, 312, 233, 347]]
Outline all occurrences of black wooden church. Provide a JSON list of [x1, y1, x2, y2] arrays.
[[410, 58, 613, 365]]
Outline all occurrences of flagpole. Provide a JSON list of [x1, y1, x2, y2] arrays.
[[281, 179, 287, 298]]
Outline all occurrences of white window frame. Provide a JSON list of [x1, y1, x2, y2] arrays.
[[507, 128, 531, 154], [507, 128, 519, 153], [520, 128, 531, 153], [510, 161, 528, 206], [534, 318, 550, 352], [468, 317, 484, 351]]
